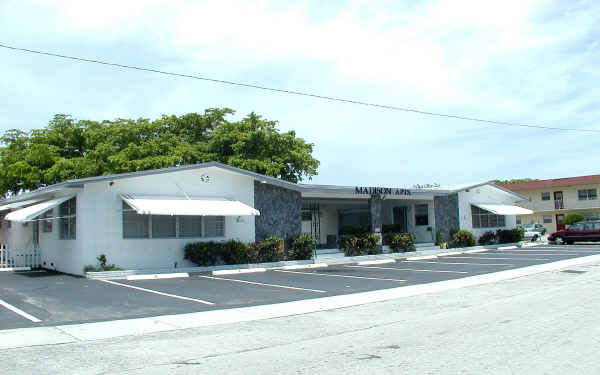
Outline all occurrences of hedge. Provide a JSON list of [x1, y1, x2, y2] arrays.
[[451, 230, 476, 248], [184, 235, 315, 266]]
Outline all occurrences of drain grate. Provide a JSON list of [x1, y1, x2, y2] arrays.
[[561, 269, 587, 274]]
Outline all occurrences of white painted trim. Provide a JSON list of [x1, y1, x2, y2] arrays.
[[0, 267, 31, 272], [126, 273, 189, 281], [280, 263, 328, 270], [212, 268, 266, 276], [357, 259, 396, 266], [437, 251, 464, 257]]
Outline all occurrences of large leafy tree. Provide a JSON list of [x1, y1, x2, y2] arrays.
[[0, 109, 319, 197]]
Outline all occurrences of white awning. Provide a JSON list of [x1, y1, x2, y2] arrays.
[[0, 199, 45, 212], [472, 203, 533, 215], [121, 195, 260, 216], [4, 196, 75, 222]]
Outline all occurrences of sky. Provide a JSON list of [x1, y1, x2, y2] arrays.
[[0, 0, 599, 188]]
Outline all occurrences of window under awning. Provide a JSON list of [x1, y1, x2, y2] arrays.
[[120, 194, 260, 216], [472, 203, 533, 215], [0, 198, 45, 212], [4, 196, 75, 222]]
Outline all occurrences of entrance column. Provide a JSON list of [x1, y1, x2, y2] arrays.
[[369, 195, 383, 244]]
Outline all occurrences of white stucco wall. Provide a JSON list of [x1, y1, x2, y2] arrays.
[[458, 185, 519, 239], [30, 166, 256, 275], [381, 199, 435, 243]]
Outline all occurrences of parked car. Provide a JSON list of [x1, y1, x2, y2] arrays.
[[519, 223, 547, 235], [522, 229, 541, 241], [548, 220, 600, 245]]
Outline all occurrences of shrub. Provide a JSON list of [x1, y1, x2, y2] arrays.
[[564, 214, 586, 226], [451, 230, 475, 248], [256, 236, 285, 263], [222, 240, 250, 265], [496, 228, 524, 244], [435, 231, 444, 246], [83, 254, 121, 273], [287, 234, 315, 260], [478, 231, 496, 245], [340, 233, 379, 256], [389, 233, 416, 252], [184, 241, 222, 266]]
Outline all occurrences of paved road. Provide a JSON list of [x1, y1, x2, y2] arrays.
[[2, 251, 600, 374], [1, 245, 600, 330]]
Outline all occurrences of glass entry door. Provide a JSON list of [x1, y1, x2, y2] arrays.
[[393, 207, 408, 233]]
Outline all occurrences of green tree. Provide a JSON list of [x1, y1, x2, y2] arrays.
[[564, 214, 586, 226], [0, 109, 319, 197]]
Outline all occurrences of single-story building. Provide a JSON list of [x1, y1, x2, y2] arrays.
[[0, 162, 531, 275]]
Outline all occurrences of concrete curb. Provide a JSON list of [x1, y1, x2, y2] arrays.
[[85, 241, 541, 280], [5, 250, 599, 350]]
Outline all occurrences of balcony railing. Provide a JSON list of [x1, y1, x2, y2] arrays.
[[554, 200, 564, 209]]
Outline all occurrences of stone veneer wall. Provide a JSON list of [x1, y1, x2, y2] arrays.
[[434, 193, 459, 241], [254, 181, 301, 242]]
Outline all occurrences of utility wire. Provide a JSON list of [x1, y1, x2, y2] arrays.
[[1, 42, 598, 134]]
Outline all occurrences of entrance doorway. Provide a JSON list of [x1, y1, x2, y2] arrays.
[[554, 191, 564, 209], [556, 214, 565, 230], [393, 206, 408, 233]]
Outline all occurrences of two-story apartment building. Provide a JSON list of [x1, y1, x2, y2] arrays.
[[500, 175, 600, 233]]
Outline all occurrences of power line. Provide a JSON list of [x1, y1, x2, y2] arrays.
[[1, 42, 598, 134]]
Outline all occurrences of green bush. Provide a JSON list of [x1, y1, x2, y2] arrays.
[[478, 231, 496, 245], [256, 236, 285, 263], [389, 233, 416, 252], [185, 241, 220, 266], [340, 233, 379, 256], [496, 228, 524, 243], [222, 240, 250, 264], [287, 234, 315, 260], [564, 214, 586, 226], [435, 231, 444, 246], [451, 230, 476, 248]]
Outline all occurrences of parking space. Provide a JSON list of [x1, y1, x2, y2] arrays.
[[1, 244, 599, 330]]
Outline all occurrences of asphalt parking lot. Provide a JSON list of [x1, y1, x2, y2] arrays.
[[1, 244, 600, 330]]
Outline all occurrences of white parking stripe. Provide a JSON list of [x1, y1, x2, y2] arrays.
[[274, 270, 406, 282], [0, 299, 41, 323], [502, 249, 600, 253], [100, 280, 215, 305], [406, 260, 513, 266], [345, 265, 467, 274], [197, 275, 327, 293], [456, 256, 551, 261]]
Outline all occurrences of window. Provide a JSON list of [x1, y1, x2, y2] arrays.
[[152, 215, 176, 238], [516, 216, 521, 225], [541, 192, 550, 201], [301, 211, 312, 221], [471, 205, 506, 228], [414, 204, 429, 226], [42, 209, 53, 233], [59, 197, 76, 240], [179, 216, 203, 237], [543, 215, 552, 223], [578, 189, 597, 200], [204, 216, 225, 237], [122, 202, 149, 238], [122, 203, 224, 239]]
